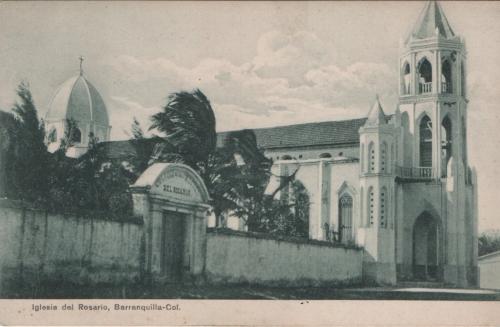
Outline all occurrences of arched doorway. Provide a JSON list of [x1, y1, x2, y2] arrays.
[[412, 212, 441, 281]]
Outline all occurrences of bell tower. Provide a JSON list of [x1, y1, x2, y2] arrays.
[[396, 1, 477, 287], [399, 0, 467, 179]]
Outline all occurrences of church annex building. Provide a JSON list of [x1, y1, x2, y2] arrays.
[[36, 1, 478, 287]]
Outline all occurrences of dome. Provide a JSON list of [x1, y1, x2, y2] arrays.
[[45, 74, 109, 127]]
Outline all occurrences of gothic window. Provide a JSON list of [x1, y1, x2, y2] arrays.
[[462, 116, 467, 166], [402, 61, 411, 95], [71, 127, 82, 144], [441, 59, 452, 94], [441, 115, 452, 174], [380, 142, 388, 173], [339, 194, 353, 243], [461, 62, 466, 97], [418, 58, 432, 94], [391, 144, 395, 173], [360, 144, 364, 172], [419, 115, 433, 167], [380, 187, 387, 228], [319, 152, 332, 158], [368, 142, 376, 173], [47, 128, 57, 143], [360, 186, 364, 227], [368, 186, 375, 226]]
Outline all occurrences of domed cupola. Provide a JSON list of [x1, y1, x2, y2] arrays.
[[45, 58, 111, 157]]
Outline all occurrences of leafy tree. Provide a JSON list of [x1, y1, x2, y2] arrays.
[[0, 110, 17, 197], [5, 82, 49, 204], [478, 231, 500, 256]]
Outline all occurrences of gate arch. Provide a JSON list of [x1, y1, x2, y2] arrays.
[[131, 163, 211, 283]]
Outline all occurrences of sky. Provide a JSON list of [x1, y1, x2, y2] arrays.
[[0, 1, 499, 231]]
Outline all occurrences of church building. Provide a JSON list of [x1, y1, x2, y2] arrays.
[[44, 1, 478, 287]]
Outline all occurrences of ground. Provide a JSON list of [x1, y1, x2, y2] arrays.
[[4, 282, 500, 300]]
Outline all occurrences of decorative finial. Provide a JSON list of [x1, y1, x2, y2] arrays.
[[79, 56, 84, 75]]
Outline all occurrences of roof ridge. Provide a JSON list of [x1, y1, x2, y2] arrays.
[[220, 116, 369, 134]]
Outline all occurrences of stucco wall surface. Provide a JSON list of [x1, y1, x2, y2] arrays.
[[205, 229, 363, 286], [0, 201, 143, 294]]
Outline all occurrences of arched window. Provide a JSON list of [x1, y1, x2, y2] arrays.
[[47, 128, 57, 143], [380, 187, 387, 228], [368, 142, 376, 173], [402, 61, 411, 95], [368, 186, 375, 226], [380, 142, 388, 173], [441, 115, 452, 175], [418, 58, 432, 94], [462, 116, 467, 166], [319, 152, 332, 158], [360, 186, 364, 227], [419, 115, 432, 167], [441, 59, 452, 94], [339, 194, 353, 244], [281, 155, 292, 160], [71, 127, 82, 144], [461, 62, 466, 97], [390, 144, 395, 173]]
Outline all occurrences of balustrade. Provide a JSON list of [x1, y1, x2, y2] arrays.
[[419, 82, 432, 94]]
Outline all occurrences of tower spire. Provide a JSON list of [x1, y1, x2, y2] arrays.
[[406, 1, 455, 44]]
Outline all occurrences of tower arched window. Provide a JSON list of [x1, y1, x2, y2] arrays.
[[402, 61, 411, 95], [360, 144, 365, 173], [368, 186, 375, 226], [47, 128, 57, 144], [418, 58, 432, 94], [380, 142, 388, 173], [339, 194, 353, 244], [419, 115, 433, 167], [441, 59, 452, 94], [461, 62, 466, 97], [441, 115, 452, 176], [368, 142, 376, 173], [71, 127, 82, 144], [380, 187, 387, 228]]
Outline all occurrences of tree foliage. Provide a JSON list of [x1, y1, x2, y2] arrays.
[[1, 84, 310, 236], [1, 82, 49, 204], [478, 231, 500, 256]]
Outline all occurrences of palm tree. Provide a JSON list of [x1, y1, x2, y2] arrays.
[[149, 90, 272, 226], [150, 89, 216, 175]]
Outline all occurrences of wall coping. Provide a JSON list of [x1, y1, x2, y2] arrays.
[[207, 227, 361, 251], [0, 198, 143, 225]]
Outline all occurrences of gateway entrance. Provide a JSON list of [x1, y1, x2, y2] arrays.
[[131, 163, 211, 283]]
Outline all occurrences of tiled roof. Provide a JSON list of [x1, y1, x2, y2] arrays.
[[99, 117, 368, 161], [218, 117, 367, 150]]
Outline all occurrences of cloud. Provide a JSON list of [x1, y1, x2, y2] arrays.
[[104, 30, 398, 138], [109, 96, 160, 139]]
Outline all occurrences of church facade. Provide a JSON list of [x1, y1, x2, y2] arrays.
[[243, 1, 478, 286], [43, 1, 478, 287]]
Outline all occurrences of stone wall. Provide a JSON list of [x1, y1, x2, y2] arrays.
[[0, 200, 143, 295], [205, 229, 363, 286]]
